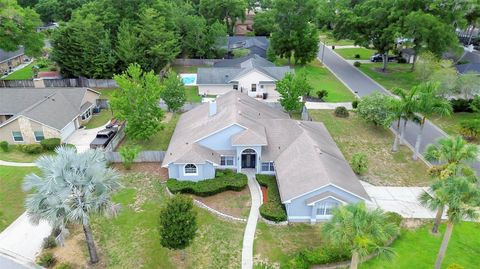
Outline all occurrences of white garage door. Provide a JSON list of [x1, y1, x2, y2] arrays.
[[60, 121, 76, 141]]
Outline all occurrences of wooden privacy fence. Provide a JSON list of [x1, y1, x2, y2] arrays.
[[105, 151, 166, 163], [173, 58, 222, 66], [0, 79, 34, 87], [103, 125, 125, 152]]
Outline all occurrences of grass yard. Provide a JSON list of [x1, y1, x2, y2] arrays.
[[85, 89, 117, 129], [185, 86, 202, 103], [0, 166, 39, 231], [171, 65, 205, 74], [362, 222, 480, 269], [358, 63, 421, 92], [430, 112, 480, 141], [3, 61, 49, 80], [120, 113, 179, 151], [295, 60, 356, 102], [334, 48, 376, 60], [233, 48, 250, 58], [0, 145, 47, 163], [254, 222, 323, 267], [319, 31, 355, 46], [91, 172, 245, 268], [309, 110, 430, 186]]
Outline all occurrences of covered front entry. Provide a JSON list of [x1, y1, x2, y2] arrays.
[[241, 149, 256, 169]]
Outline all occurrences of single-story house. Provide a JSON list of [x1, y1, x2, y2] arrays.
[[0, 47, 27, 74], [197, 55, 292, 100], [163, 91, 370, 223], [227, 36, 269, 58], [0, 87, 100, 144]]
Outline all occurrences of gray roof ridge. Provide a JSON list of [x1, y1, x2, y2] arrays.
[[57, 89, 84, 111]]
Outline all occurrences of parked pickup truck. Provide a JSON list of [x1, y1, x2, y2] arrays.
[[370, 53, 398, 62], [90, 129, 116, 149]]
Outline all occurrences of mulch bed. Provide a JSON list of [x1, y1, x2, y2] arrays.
[[261, 186, 268, 203]]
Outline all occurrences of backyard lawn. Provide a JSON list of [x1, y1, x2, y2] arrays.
[[185, 86, 202, 103], [171, 65, 205, 74], [120, 113, 179, 151], [2, 61, 49, 80], [85, 89, 116, 129], [362, 222, 480, 269], [90, 172, 245, 268], [0, 166, 39, 232], [309, 110, 430, 186], [295, 60, 356, 102], [430, 112, 480, 142], [358, 63, 421, 92], [319, 31, 355, 46], [0, 145, 47, 163], [335, 48, 376, 60], [254, 222, 323, 266]]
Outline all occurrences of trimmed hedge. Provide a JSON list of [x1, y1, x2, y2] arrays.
[[256, 174, 287, 222], [18, 144, 43, 154], [40, 138, 61, 151], [167, 169, 247, 197], [285, 245, 350, 269], [0, 141, 8, 152]]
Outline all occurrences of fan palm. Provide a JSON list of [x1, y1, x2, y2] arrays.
[[421, 136, 479, 233], [390, 87, 419, 152], [23, 147, 122, 264], [322, 203, 398, 269], [430, 176, 480, 269], [411, 81, 452, 160]]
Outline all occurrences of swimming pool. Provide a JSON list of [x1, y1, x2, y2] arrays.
[[180, 73, 197, 86]]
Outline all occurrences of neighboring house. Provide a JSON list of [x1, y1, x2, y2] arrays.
[[0, 47, 27, 74], [234, 10, 255, 36], [163, 91, 370, 223], [197, 55, 291, 100], [0, 88, 100, 144], [227, 36, 269, 58]]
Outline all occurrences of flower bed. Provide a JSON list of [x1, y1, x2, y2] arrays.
[[256, 174, 287, 222], [166, 169, 247, 197]]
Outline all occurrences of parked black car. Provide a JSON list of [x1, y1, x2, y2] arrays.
[[90, 129, 116, 149], [370, 53, 398, 62]]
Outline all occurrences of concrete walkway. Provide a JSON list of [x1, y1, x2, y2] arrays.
[[0, 213, 52, 261], [241, 169, 261, 269], [318, 43, 480, 175], [0, 160, 36, 167], [305, 102, 353, 110]]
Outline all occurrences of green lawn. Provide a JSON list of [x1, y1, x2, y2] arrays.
[[254, 222, 323, 266], [309, 110, 430, 186], [3, 61, 49, 80], [185, 86, 202, 103], [295, 60, 356, 102], [335, 48, 376, 60], [358, 63, 421, 92], [362, 222, 480, 269], [91, 173, 245, 268], [430, 112, 480, 141], [233, 48, 250, 58], [0, 166, 39, 231], [0, 145, 47, 163], [319, 30, 355, 46], [85, 89, 117, 129], [171, 65, 205, 74], [120, 113, 179, 151]]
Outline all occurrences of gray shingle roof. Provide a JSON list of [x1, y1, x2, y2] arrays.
[[0, 48, 25, 63], [456, 63, 480, 74], [227, 36, 269, 57], [163, 91, 370, 202], [0, 88, 99, 130]]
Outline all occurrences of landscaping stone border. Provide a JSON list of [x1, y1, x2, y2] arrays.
[[164, 184, 247, 222]]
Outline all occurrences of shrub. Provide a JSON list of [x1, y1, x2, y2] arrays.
[[351, 100, 359, 109], [316, 89, 328, 101], [470, 96, 480, 112], [119, 146, 140, 170], [0, 141, 8, 152], [357, 93, 396, 128], [334, 106, 349, 118], [36, 57, 51, 68], [447, 264, 464, 269], [19, 144, 44, 154], [49, 66, 58, 71], [55, 263, 74, 269], [42, 235, 57, 249], [257, 175, 287, 222], [286, 245, 350, 269], [385, 211, 403, 227], [40, 138, 61, 151], [354, 54, 360, 59], [353, 61, 361, 67], [397, 57, 407, 64], [450, 99, 473, 113], [460, 119, 480, 140], [167, 169, 247, 197], [38, 253, 56, 268], [351, 152, 368, 175]]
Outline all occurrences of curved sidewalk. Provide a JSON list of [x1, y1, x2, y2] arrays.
[[0, 160, 36, 167], [241, 170, 262, 269]]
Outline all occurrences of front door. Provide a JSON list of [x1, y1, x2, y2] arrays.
[[241, 150, 256, 168]]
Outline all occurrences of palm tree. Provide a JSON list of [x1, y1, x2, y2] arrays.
[[23, 147, 122, 264], [412, 81, 452, 160], [431, 176, 480, 269], [322, 203, 398, 269], [421, 136, 479, 233], [390, 87, 419, 152]]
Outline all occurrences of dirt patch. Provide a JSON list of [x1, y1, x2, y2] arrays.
[[162, 112, 173, 123], [403, 218, 429, 229], [373, 67, 393, 74], [261, 186, 268, 203], [111, 163, 168, 181], [190, 187, 251, 218]]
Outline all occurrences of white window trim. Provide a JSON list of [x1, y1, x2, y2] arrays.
[[220, 155, 235, 167], [11, 131, 24, 143], [33, 131, 45, 142], [81, 108, 92, 120], [261, 161, 275, 172], [183, 164, 198, 176], [316, 201, 339, 216]]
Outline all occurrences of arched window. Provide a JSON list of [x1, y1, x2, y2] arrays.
[[242, 149, 256, 154], [184, 164, 197, 175]]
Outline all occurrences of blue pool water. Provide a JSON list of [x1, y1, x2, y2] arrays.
[[182, 75, 196, 85]]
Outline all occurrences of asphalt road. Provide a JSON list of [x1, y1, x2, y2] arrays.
[[317, 44, 480, 174], [0, 252, 39, 269]]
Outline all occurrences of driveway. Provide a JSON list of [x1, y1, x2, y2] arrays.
[[362, 181, 443, 219], [65, 124, 107, 153], [0, 213, 52, 261], [318, 44, 480, 175], [0, 249, 42, 269]]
